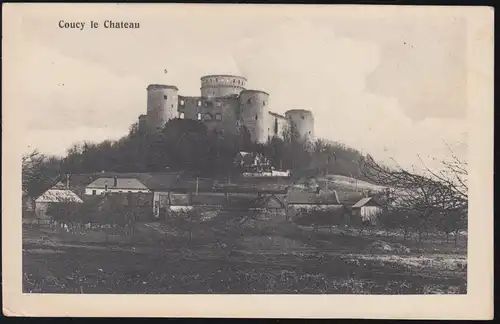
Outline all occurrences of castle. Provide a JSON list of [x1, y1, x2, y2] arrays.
[[138, 74, 314, 144]]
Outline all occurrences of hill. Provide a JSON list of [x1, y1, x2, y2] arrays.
[[23, 119, 381, 200]]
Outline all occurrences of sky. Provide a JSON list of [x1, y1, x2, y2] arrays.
[[6, 4, 469, 171]]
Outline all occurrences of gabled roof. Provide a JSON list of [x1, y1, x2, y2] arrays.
[[86, 177, 149, 190], [352, 197, 381, 208], [287, 190, 340, 205], [234, 151, 254, 165], [35, 189, 84, 203], [252, 195, 286, 209]]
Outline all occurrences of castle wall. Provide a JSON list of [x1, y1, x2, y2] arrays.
[[146, 85, 179, 132], [267, 112, 289, 141], [200, 75, 247, 98], [239, 90, 270, 144], [200, 97, 240, 135], [285, 109, 314, 141], [178, 96, 202, 120], [138, 114, 147, 131]]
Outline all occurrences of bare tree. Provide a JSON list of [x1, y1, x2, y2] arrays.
[[360, 146, 468, 244], [22, 150, 61, 199]]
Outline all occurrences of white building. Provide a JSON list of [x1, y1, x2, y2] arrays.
[[351, 197, 383, 225], [85, 177, 150, 196]]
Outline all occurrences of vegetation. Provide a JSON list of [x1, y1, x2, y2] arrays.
[[22, 119, 370, 199], [22, 150, 62, 199]]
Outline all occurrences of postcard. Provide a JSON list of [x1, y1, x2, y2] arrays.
[[2, 3, 494, 319]]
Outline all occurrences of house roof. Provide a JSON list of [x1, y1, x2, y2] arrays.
[[352, 197, 381, 208], [287, 190, 340, 205], [102, 192, 154, 206], [86, 177, 149, 190], [191, 193, 227, 206], [213, 184, 288, 194], [52, 174, 96, 191], [336, 191, 365, 205], [252, 195, 286, 209], [141, 173, 215, 191], [142, 173, 182, 190], [234, 152, 254, 165], [35, 189, 84, 203]]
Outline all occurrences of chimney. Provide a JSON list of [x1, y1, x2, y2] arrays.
[[114, 176, 118, 187]]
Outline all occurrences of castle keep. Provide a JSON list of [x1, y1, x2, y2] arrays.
[[138, 74, 314, 143]]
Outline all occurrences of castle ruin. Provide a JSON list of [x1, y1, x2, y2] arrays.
[[138, 74, 314, 143]]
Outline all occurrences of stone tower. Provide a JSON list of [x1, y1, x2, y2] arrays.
[[146, 84, 179, 132], [285, 109, 315, 141], [239, 90, 270, 144], [200, 75, 247, 99]]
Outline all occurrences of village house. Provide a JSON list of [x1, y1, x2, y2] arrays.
[[85, 177, 150, 196], [234, 151, 272, 171], [285, 189, 344, 221], [351, 197, 384, 225], [145, 173, 215, 218], [234, 151, 290, 177], [34, 189, 84, 219], [51, 173, 98, 198], [146, 172, 292, 219], [250, 194, 287, 221]]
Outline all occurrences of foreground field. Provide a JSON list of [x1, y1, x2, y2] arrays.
[[23, 219, 466, 294]]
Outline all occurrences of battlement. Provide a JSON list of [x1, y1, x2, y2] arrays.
[[147, 84, 179, 91]]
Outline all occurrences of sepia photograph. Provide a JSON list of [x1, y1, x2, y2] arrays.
[[2, 3, 493, 319]]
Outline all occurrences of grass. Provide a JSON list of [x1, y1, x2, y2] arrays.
[[22, 214, 467, 294]]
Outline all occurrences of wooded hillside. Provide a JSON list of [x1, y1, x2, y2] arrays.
[[22, 119, 372, 198]]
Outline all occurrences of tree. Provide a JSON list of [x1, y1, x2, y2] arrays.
[[47, 201, 81, 232], [360, 146, 468, 243], [22, 150, 61, 199]]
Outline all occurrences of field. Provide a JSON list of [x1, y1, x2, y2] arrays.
[[23, 213, 467, 294]]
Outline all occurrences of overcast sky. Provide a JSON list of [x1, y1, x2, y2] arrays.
[[6, 4, 469, 171]]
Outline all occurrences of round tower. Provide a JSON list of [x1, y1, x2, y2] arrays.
[[146, 84, 179, 132], [285, 109, 314, 141], [239, 90, 270, 144], [200, 75, 247, 98]]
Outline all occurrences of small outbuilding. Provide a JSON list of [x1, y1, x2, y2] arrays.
[[351, 197, 383, 225], [34, 189, 84, 219]]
